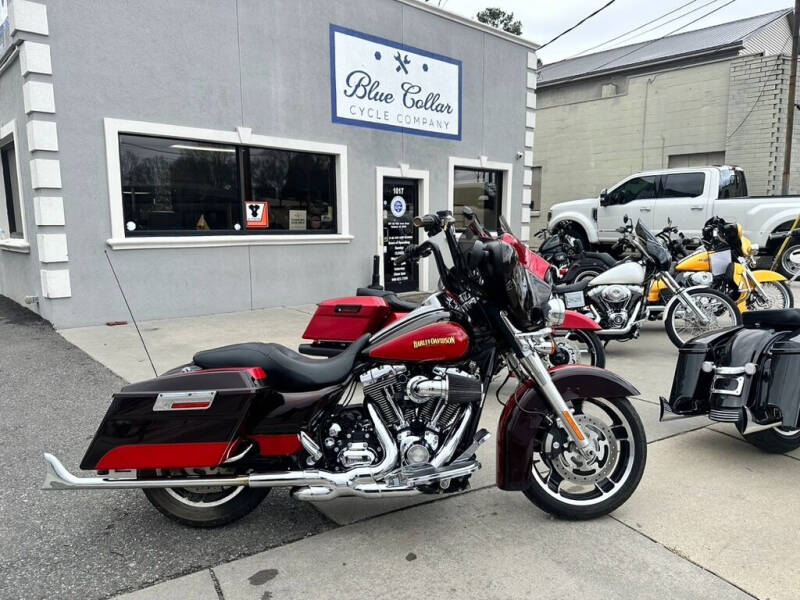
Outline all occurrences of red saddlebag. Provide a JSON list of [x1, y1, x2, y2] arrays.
[[80, 368, 267, 471]]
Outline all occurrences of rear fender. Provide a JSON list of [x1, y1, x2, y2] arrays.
[[556, 310, 600, 331], [496, 366, 639, 491]]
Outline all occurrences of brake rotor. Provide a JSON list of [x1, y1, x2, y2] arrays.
[[548, 414, 618, 484]]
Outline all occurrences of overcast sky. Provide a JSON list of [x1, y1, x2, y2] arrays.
[[438, 0, 793, 63]]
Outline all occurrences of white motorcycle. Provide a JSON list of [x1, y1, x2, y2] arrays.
[[553, 218, 742, 348]]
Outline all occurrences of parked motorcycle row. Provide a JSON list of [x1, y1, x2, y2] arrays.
[[41, 208, 800, 530]]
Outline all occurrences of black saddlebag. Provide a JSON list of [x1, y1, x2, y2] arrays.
[[765, 337, 800, 429], [80, 368, 267, 471], [666, 327, 741, 416]]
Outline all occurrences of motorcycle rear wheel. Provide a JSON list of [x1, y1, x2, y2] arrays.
[[664, 288, 742, 348], [142, 468, 269, 527], [523, 397, 646, 520], [744, 427, 800, 453]]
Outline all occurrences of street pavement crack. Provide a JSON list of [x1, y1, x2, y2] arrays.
[[209, 567, 225, 600], [608, 515, 759, 599]]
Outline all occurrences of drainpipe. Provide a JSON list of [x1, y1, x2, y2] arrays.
[[641, 75, 658, 170]]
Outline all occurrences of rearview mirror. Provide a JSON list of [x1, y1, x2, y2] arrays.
[[599, 189, 609, 206], [412, 216, 424, 228]]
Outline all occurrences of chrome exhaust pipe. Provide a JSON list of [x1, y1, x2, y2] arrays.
[[43, 404, 400, 493], [738, 408, 781, 436]]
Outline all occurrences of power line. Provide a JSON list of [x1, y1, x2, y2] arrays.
[[568, 0, 703, 59], [602, 0, 727, 50], [537, 0, 617, 51], [557, 0, 738, 82]]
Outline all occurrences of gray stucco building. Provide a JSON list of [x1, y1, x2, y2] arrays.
[[0, 0, 539, 328], [531, 9, 797, 234]]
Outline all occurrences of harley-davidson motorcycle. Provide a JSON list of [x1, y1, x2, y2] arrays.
[[555, 217, 742, 348], [534, 221, 617, 284], [300, 213, 606, 369], [661, 308, 800, 453], [43, 210, 646, 526], [649, 216, 793, 313]]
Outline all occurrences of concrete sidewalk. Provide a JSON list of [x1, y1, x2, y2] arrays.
[[56, 300, 800, 599]]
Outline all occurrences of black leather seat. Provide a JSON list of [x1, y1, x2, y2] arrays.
[[356, 287, 419, 312], [193, 334, 371, 392], [583, 251, 617, 267], [554, 280, 590, 295], [743, 309, 800, 330]]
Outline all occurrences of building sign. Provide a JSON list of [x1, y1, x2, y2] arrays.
[[330, 25, 461, 140]]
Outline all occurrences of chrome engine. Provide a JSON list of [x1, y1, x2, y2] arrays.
[[320, 365, 483, 484], [588, 284, 643, 329]]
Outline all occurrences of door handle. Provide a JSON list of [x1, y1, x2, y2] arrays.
[[690, 206, 703, 211], [639, 207, 651, 212]]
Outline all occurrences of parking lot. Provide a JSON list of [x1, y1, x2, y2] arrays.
[[3, 292, 800, 599]]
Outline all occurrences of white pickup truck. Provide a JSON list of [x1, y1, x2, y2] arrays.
[[546, 166, 800, 256]]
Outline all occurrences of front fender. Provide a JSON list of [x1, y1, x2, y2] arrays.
[[496, 366, 639, 491], [750, 269, 787, 283]]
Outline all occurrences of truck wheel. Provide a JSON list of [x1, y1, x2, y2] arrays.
[[744, 427, 800, 453], [142, 468, 268, 527], [777, 244, 800, 279], [563, 222, 589, 250]]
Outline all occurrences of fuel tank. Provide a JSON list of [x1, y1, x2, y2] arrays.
[[589, 262, 645, 286], [675, 249, 711, 272], [366, 307, 470, 363]]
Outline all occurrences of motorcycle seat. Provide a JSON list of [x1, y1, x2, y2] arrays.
[[742, 309, 800, 331], [356, 287, 418, 312], [554, 280, 590, 295], [583, 251, 617, 267], [193, 334, 371, 392]]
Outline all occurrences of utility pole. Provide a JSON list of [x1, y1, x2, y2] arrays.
[[781, 0, 800, 195]]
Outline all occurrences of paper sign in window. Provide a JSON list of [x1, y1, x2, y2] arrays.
[[245, 201, 269, 229]]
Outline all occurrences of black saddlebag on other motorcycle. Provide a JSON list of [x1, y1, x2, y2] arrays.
[[80, 368, 268, 471], [662, 309, 800, 431]]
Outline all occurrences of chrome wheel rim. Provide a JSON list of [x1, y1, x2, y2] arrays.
[[530, 398, 635, 506], [159, 467, 246, 507], [774, 427, 800, 438], [671, 292, 738, 344], [781, 245, 800, 277], [747, 282, 791, 310]]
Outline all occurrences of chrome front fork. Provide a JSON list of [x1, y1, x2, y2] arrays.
[[506, 350, 596, 461], [662, 271, 711, 324]]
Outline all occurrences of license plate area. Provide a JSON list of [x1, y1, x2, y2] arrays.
[[563, 291, 585, 309], [711, 375, 744, 396]]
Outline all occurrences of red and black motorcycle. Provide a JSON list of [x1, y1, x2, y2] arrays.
[[43, 210, 646, 526]]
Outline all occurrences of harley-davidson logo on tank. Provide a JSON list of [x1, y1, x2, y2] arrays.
[[330, 25, 462, 140]]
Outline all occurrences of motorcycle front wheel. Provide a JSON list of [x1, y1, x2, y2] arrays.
[[746, 280, 794, 311], [142, 468, 269, 527], [664, 288, 742, 348], [548, 330, 606, 368], [523, 396, 646, 520]]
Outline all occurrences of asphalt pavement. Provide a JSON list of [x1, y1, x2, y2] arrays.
[[0, 297, 332, 600]]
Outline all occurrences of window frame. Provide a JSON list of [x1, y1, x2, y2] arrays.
[[105, 119, 351, 249], [0, 120, 30, 253], [447, 156, 512, 233]]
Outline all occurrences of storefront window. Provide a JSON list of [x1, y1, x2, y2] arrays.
[[247, 148, 335, 233], [453, 167, 503, 230], [119, 134, 336, 236]]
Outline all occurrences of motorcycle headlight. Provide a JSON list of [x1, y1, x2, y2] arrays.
[[545, 298, 566, 327]]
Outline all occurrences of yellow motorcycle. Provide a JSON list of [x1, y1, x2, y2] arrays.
[[649, 217, 793, 312]]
